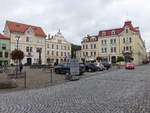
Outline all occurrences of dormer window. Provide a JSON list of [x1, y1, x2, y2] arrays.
[[111, 31, 115, 35], [125, 28, 129, 33], [102, 32, 106, 36]]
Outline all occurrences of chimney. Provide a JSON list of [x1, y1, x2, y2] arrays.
[[48, 34, 50, 39]]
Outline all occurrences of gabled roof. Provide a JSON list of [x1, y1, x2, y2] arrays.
[[0, 33, 10, 40], [6, 21, 46, 37], [98, 21, 139, 37]]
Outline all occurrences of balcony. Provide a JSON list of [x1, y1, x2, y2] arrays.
[[122, 50, 133, 56]]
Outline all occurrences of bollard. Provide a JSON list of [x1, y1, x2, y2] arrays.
[[50, 68, 53, 83], [24, 71, 27, 88]]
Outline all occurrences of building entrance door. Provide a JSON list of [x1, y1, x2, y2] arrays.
[[111, 56, 116, 64], [27, 58, 32, 65]]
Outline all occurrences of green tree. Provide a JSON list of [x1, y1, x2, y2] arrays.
[[116, 56, 124, 68], [96, 56, 102, 61], [117, 56, 124, 62], [11, 49, 24, 62], [71, 44, 81, 58]]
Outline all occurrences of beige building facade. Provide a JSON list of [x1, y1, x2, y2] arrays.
[[81, 21, 147, 65], [3, 21, 47, 65], [46, 31, 71, 64], [81, 35, 99, 61]]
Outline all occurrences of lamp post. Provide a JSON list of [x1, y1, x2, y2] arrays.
[[38, 48, 42, 65], [15, 36, 20, 75]]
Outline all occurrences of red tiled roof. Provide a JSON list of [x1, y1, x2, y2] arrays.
[[98, 21, 139, 37], [6, 21, 46, 37], [0, 34, 10, 40]]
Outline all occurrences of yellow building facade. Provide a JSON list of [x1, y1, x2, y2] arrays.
[[81, 21, 147, 65]]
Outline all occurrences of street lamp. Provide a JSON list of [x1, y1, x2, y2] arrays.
[[15, 36, 20, 75], [16, 36, 20, 50]]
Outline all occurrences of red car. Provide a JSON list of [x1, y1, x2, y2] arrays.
[[125, 63, 135, 69]]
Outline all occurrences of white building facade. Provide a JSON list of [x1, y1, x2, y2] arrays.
[[46, 31, 71, 64], [3, 21, 47, 65]]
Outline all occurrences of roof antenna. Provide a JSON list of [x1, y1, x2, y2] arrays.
[[125, 11, 130, 22], [58, 29, 60, 33]]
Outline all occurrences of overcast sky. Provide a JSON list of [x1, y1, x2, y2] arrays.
[[0, 0, 150, 49]]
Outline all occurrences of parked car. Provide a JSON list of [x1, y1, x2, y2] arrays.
[[100, 61, 111, 70], [142, 59, 149, 64], [94, 62, 105, 71], [85, 63, 97, 72], [54, 63, 85, 75], [125, 63, 135, 69]]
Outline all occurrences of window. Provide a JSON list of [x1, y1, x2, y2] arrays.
[[114, 47, 116, 52], [26, 47, 32, 52], [114, 39, 116, 44], [47, 44, 49, 48], [129, 46, 132, 51], [86, 52, 88, 56], [0, 52, 2, 57], [91, 52, 93, 56], [56, 51, 59, 56], [126, 46, 129, 51], [102, 48, 104, 53], [129, 37, 132, 43], [105, 48, 107, 53], [101, 40, 103, 44], [104, 40, 107, 44], [26, 37, 32, 42], [52, 44, 54, 49], [91, 44, 93, 49], [94, 44, 96, 48], [68, 52, 70, 56], [5, 52, 8, 58], [102, 32, 106, 36], [124, 46, 126, 51], [26, 47, 29, 52], [82, 45, 85, 49], [64, 52, 66, 56], [94, 52, 96, 56], [2, 44, 6, 50], [102, 40, 106, 45], [37, 39, 42, 43], [52, 51, 54, 56], [58, 40, 62, 43], [30, 47, 32, 52], [111, 31, 115, 35], [57, 45, 59, 49], [61, 52, 63, 56], [123, 38, 125, 43], [111, 47, 113, 53], [36, 48, 42, 52], [126, 28, 129, 33], [26, 37, 29, 42], [110, 39, 113, 44], [64, 46, 66, 50], [47, 51, 49, 55], [86, 45, 88, 49], [83, 52, 85, 56]]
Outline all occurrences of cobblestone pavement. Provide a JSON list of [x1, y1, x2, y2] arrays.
[[0, 64, 150, 113]]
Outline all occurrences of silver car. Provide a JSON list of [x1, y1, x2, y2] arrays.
[[94, 62, 106, 71]]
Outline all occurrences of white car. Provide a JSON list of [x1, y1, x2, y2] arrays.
[[94, 62, 105, 71]]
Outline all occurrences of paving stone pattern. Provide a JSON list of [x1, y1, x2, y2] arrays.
[[1, 65, 150, 113]]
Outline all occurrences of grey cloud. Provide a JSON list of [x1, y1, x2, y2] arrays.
[[0, 0, 150, 49]]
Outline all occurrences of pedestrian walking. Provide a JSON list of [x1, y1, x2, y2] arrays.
[[19, 63, 23, 72]]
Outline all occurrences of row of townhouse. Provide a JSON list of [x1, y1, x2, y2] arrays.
[[0, 20, 71, 65], [80, 21, 147, 65]]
